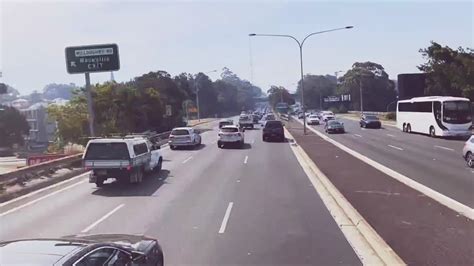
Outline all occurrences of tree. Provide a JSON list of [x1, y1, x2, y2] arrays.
[[418, 41, 474, 100], [43, 83, 77, 100], [296, 75, 336, 109], [0, 105, 30, 147], [267, 86, 295, 107], [0, 84, 20, 102], [337, 62, 396, 111], [220, 67, 263, 111], [47, 94, 89, 145]]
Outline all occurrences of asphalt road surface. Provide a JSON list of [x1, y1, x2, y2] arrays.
[[0, 119, 361, 265], [307, 116, 474, 207]]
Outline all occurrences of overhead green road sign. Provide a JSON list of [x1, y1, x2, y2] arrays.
[[65, 43, 120, 74]]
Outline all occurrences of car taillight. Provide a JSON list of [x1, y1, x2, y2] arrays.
[[126, 165, 132, 171], [84, 166, 90, 171]]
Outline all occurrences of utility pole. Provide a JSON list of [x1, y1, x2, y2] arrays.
[[85, 73, 95, 137], [359, 78, 363, 113]]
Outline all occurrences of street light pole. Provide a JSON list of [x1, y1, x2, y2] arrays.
[[195, 69, 217, 122], [359, 78, 363, 113], [249, 26, 354, 135]]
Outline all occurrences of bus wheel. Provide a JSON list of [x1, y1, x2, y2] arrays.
[[430, 126, 436, 137], [407, 124, 411, 133]]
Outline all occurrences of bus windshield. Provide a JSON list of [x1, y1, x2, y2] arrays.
[[443, 101, 471, 124]]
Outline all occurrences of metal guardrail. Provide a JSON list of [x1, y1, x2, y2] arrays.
[[0, 153, 83, 186], [0, 119, 218, 187]]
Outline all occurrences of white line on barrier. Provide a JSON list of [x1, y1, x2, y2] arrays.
[[0, 172, 89, 208], [0, 179, 88, 217]]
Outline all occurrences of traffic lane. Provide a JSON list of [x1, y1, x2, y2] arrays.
[[287, 120, 474, 265], [340, 116, 466, 151], [310, 120, 474, 207], [208, 127, 361, 265], [0, 126, 221, 241], [341, 118, 465, 166], [135, 129, 258, 265]]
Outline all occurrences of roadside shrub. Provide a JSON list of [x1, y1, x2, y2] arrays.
[[338, 105, 348, 113], [385, 112, 396, 120], [329, 107, 339, 114]]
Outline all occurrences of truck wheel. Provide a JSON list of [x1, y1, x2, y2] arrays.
[[170, 145, 176, 150], [95, 178, 104, 187], [133, 168, 143, 184], [156, 158, 162, 172]]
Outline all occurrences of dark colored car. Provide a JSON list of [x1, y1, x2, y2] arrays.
[[325, 120, 345, 134], [360, 115, 382, 128], [0, 234, 163, 266], [263, 120, 285, 142], [252, 114, 260, 123]]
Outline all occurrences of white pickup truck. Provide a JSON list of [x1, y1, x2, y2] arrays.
[[82, 137, 163, 187]]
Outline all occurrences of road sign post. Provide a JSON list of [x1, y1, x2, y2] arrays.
[[65, 44, 120, 137]]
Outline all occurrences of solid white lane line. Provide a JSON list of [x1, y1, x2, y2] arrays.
[[434, 145, 455, 152], [386, 134, 395, 137], [0, 172, 89, 208], [218, 202, 234, 234], [354, 134, 362, 138], [388, 144, 404, 151], [244, 155, 248, 164], [293, 117, 474, 220], [81, 204, 125, 233], [182, 156, 193, 164], [284, 127, 402, 264], [0, 179, 88, 217]]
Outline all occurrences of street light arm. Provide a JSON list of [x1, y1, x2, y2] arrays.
[[301, 26, 353, 46], [249, 33, 301, 47]]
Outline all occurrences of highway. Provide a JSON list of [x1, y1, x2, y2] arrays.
[[305, 116, 474, 207], [0, 119, 361, 265]]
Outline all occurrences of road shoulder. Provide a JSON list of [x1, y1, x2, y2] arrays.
[[285, 119, 474, 265]]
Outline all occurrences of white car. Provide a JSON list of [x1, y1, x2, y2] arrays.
[[239, 114, 254, 129], [83, 137, 162, 187], [307, 115, 320, 125], [322, 114, 335, 122], [463, 135, 474, 167], [218, 125, 245, 148], [169, 127, 202, 150]]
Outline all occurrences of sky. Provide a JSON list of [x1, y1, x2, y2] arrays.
[[0, 0, 472, 94]]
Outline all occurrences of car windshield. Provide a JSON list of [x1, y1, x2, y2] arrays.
[[171, 129, 190, 136], [221, 127, 239, 133], [443, 101, 471, 124], [84, 143, 130, 160], [1, 2, 472, 266], [265, 121, 283, 128], [365, 115, 379, 120]]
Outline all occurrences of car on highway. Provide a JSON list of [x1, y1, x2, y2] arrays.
[[325, 120, 345, 134], [0, 234, 163, 265], [360, 114, 382, 128], [297, 112, 305, 119], [307, 114, 320, 125], [169, 127, 202, 150], [218, 119, 234, 128], [322, 114, 335, 122], [263, 113, 276, 121], [262, 120, 285, 142], [218, 125, 245, 148], [252, 114, 260, 123], [463, 135, 474, 168], [83, 137, 162, 187], [239, 114, 254, 129]]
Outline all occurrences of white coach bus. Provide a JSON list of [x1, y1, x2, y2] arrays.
[[397, 96, 472, 137]]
